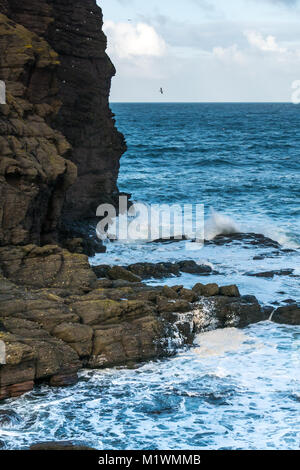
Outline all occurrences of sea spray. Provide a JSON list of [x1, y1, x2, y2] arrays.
[[205, 210, 241, 240]]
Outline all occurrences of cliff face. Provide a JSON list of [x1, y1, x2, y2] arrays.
[[0, 0, 126, 247]]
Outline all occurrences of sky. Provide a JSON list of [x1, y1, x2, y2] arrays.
[[98, 0, 300, 102]]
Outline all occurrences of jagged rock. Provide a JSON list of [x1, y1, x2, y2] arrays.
[[272, 304, 300, 325]]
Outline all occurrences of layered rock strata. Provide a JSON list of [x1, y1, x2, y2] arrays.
[[0, 244, 270, 401], [0, 0, 126, 249]]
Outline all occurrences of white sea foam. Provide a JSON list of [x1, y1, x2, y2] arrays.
[[194, 328, 248, 357], [205, 210, 241, 240]]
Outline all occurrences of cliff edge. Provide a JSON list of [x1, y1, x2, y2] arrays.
[[0, 0, 126, 248]]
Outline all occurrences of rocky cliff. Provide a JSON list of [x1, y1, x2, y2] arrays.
[[0, 0, 126, 248]]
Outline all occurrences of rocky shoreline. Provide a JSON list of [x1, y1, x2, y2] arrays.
[[1, 244, 299, 401], [0, 0, 299, 406]]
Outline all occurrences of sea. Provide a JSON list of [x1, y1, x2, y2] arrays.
[[0, 103, 299, 450]]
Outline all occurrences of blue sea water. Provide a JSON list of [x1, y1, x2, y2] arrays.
[[0, 104, 299, 450]]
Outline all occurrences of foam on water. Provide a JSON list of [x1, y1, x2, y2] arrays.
[[194, 328, 252, 357], [0, 322, 299, 450]]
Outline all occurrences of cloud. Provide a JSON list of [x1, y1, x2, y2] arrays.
[[264, 0, 298, 5], [189, 0, 216, 11], [251, 0, 300, 7], [103, 21, 166, 59], [245, 30, 287, 53], [212, 44, 245, 64]]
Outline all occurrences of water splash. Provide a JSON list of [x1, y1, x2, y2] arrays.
[[205, 210, 241, 240]]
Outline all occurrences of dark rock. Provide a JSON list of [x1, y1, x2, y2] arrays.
[[192, 283, 205, 296], [92, 265, 110, 279], [107, 266, 142, 283], [272, 304, 300, 325], [194, 294, 266, 331], [151, 236, 190, 244], [161, 286, 179, 299], [59, 220, 107, 257], [246, 269, 294, 279], [219, 285, 240, 297], [178, 260, 212, 275], [178, 288, 198, 302], [49, 373, 79, 387], [202, 284, 220, 297], [30, 441, 95, 450], [157, 297, 192, 314], [0, 245, 96, 292], [0, 12, 77, 247], [93, 261, 213, 281], [128, 262, 180, 279], [0, 0, 127, 226], [206, 232, 281, 249]]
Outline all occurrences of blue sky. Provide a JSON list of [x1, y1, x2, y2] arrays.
[[98, 0, 300, 101]]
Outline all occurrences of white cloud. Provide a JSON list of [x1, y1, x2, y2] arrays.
[[103, 21, 166, 59], [245, 30, 287, 53], [212, 44, 245, 64]]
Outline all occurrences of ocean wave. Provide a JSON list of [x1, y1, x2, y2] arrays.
[[205, 211, 241, 240], [205, 210, 299, 249]]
